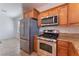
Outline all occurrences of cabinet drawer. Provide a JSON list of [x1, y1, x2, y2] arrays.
[[57, 40, 69, 47]]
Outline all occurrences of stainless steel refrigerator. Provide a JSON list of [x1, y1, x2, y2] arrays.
[[20, 18, 39, 54]]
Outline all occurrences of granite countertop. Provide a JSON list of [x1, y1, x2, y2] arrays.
[[58, 33, 79, 54]]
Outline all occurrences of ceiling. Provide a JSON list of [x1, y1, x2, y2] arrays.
[[23, 3, 64, 12], [0, 3, 23, 19], [0, 3, 64, 19]]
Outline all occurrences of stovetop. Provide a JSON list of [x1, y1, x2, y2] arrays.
[[39, 33, 59, 39]]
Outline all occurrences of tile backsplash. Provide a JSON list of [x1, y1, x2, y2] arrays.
[[39, 26, 79, 33]]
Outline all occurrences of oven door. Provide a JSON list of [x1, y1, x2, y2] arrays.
[[40, 43, 52, 53], [38, 40, 56, 56]]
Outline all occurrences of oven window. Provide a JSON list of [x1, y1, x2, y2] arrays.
[[40, 43, 52, 53]]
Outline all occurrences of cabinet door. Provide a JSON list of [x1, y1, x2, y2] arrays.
[[68, 4, 79, 24], [58, 5, 68, 25], [69, 43, 75, 56], [57, 40, 69, 47], [38, 16, 42, 27], [57, 46, 68, 56], [49, 8, 58, 16], [33, 9, 39, 19], [40, 11, 49, 19], [57, 40, 69, 56], [24, 12, 29, 18], [24, 9, 39, 18], [34, 35, 38, 52], [38, 11, 49, 27], [24, 11, 33, 18], [69, 42, 79, 56], [28, 11, 33, 18]]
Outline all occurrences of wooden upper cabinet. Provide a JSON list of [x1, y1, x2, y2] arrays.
[[24, 12, 28, 18], [38, 11, 49, 27], [39, 11, 49, 19], [58, 4, 68, 25], [38, 14, 42, 27], [24, 11, 33, 18], [24, 9, 39, 19], [32, 9, 39, 19], [28, 11, 33, 17], [68, 4, 79, 24], [49, 8, 58, 16], [38, 3, 79, 27]]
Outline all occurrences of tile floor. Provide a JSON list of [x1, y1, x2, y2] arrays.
[[0, 38, 38, 56]]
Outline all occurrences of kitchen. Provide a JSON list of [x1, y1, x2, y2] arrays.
[[20, 3, 79, 56]]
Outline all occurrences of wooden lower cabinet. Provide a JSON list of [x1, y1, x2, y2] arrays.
[[57, 40, 79, 56], [69, 42, 75, 56], [57, 40, 69, 56], [69, 42, 79, 56], [57, 46, 68, 56], [34, 35, 38, 52]]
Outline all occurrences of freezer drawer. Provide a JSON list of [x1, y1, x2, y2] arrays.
[[20, 39, 29, 53]]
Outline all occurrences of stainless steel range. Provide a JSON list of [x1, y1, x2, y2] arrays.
[[37, 30, 59, 56]]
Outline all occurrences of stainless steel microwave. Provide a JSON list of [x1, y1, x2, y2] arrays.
[[41, 16, 58, 26]]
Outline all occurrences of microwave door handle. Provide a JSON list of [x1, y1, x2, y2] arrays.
[[53, 17, 54, 23]]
